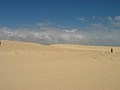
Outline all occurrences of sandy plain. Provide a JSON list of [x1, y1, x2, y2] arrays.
[[0, 40, 120, 90]]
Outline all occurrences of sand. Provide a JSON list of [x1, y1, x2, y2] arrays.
[[0, 40, 120, 90]]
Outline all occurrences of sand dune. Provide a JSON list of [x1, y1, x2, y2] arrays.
[[0, 40, 120, 90]]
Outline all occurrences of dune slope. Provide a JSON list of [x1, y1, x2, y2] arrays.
[[0, 40, 120, 90]]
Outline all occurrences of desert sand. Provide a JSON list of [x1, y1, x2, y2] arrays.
[[0, 40, 120, 90]]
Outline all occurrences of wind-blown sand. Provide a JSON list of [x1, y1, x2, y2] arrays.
[[0, 40, 120, 90]]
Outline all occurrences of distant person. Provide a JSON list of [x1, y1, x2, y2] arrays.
[[111, 48, 113, 53], [0, 40, 1, 46]]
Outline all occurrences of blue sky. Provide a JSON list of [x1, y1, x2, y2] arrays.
[[0, 0, 120, 46], [0, 0, 120, 27]]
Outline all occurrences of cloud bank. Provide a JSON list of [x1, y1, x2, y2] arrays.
[[0, 16, 120, 46]]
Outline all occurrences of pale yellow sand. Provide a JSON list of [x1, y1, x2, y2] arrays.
[[0, 40, 120, 90]]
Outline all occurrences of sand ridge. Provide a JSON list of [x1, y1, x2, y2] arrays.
[[0, 40, 120, 90]]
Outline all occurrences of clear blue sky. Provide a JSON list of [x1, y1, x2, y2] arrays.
[[0, 0, 120, 27]]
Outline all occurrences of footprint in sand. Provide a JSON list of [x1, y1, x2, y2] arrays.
[[92, 56, 98, 59], [92, 56, 102, 62], [14, 51, 18, 55], [108, 58, 113, 62]]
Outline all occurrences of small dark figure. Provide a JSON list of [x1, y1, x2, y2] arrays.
[[111, 48, 113, 53], [0, 41, 1, 46]]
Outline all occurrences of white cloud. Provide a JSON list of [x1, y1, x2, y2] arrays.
[[111, 22, 120, 29], [107, 16, 120, 29], [36, 22, 49, 27], [114, 16, 120, 21], [0, 23, 120, 46], [90, 23, 105, 30], [95, 16, 120, 29], [65, 29, 77, 33], [107, 16, 113, 22], [78, 17, 85, 22]]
